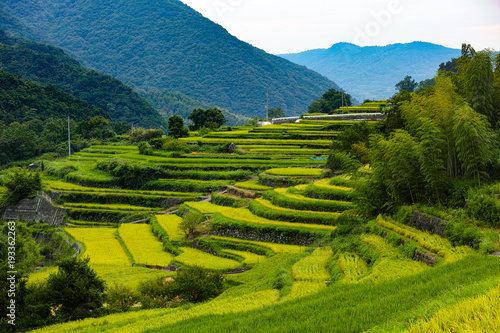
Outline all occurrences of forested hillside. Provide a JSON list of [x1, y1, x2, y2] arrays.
[[280, 42, 461, 101], [0, 0, 344, 117], [0, 30, 166, 128], [0, 70, 107, 124]]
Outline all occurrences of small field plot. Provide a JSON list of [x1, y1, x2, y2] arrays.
[[211, 236, 306, 254], [155, 214, 185, 242], [184, 201, 231, 214], [264, 168, 323, 177], [119, 224, 174, 266], [65, 228, 130, 266], [175, 247, 242, 270], [221, 249, 266, 265]]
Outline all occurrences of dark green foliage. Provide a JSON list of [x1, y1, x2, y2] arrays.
[[196, 237, 272, 257], [143, 179, 232, 193], [188, 108, 226, 131], [1, 168, 41, 206], [327, 152, 363, 173], [268, 107, 285, 119], [308, 89, 352, 114], [44, 256, 106, 319], [304, 183, 355, 201], [263, 190, 353, 212], [439, 58, 458, 73], [466, 183, 500, 227], [0, 30, 166, 128], [211, 214, 325, 246], [106, 283, 139, 312], [444, 220, 481, 249], [258, 173, 310, 188], [179, 211, 203, 238], [1, 2, 340, 118], [395, 75, 418, 92], [76, 116, 114, 140], [128, 127, 163, 144], [65, 209, 148, 224], [210, 194, 249, 208], [168, 115, 189, 139], [0, 69, 108, 125], [57, 192, 185, 209], [138, 267, 224, 307]]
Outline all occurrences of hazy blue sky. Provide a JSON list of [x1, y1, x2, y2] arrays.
[[179, 0, 500, 54]]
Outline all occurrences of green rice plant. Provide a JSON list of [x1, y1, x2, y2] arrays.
[[220, 208, 337, 231], [406, 285, 500, 333], [64, 228, 131, 266], [337, 252, 368, 283], [155, 215, 186, 242], [248, 149, 329, 155], [68, 220, 117, 227], [266, 189, 354, 212], [210, 194, 249, 208], [210, 236, 306, 254], [264, 168, 323, 177], [304, 178, 355, 201], [250, 199, 344, 226], [63, 202, 163, 212], [184, 201, 231, 214], [65, 208, 148, 223], [179, 137, 331, 147], [234, 180, 273, 191], [221, 249, 266, 265], [329, 175, 358, 188], [291, 247, 333, 282], [175, 247, 242, 270], [118, 224, 174, 267], [376, 216, 475, 262], [236, 145, 301, 149]]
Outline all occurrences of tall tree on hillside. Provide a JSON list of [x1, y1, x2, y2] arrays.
[[268, 107, 285, 119], [308, 89, 352, 114], [168, 115, 189, 138], [457, 44, 497, 126], [188, 108, 226, 130], [395, 75, 418, 93]]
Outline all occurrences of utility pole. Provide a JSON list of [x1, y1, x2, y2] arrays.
[[265, 90, 269, 122], [68, 116, 71, 156]]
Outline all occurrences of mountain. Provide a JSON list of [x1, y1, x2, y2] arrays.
[[0, 0, 344, 117], [280, 42, 461, 101], [0, 69, 107, 124], [0, 30, 167, 129]]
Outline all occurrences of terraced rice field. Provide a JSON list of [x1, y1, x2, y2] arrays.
[[155, 215, 185, 242], [175, 247, 242, 270]]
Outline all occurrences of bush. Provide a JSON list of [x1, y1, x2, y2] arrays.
[[106, 283, 139, 312], [263, 190, 353, 213], [138, 267, 224, 307], [179, 211, 203, 238], [1, 168, 41, 206]]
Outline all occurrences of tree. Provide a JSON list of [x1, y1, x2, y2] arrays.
[[168, 115, 189, 138], [395, 75, 418, 93], [188, 108, 226, 130], [45, 256, 106, 320], [268, 107, 285, 119], [1, 168, 41, 206], [174, 267, 224, 303], [179, 211, 203, 239], [308, 89, 352, 114]]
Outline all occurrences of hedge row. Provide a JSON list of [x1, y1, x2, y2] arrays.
[[304, 183, 355, 201], [248, 200, 358, 226], [196, 237, 272, 257], [142, 179, 232, 193], [263, 190, 353, 213], [57, 192, 186, 208], [210, 194, 250, 208], [258, 173, 311, 188], [210, 214, 326, 246], [65, 208, 149, 223]]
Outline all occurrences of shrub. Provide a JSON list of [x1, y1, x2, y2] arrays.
[[106, 283, 139, 312], [1, 168, 41, 206]]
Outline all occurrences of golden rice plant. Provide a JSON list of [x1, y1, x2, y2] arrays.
[[211, 236, 306, 254], [118, 224, 174, 267], [175, 247, 242, 270], [291, 247, 333, 282], [155, 214, 185, 242], [220, 207, 337, 231], [264, 168, 323, 177], [184, 201, 231, 214], [337, 252, 368, 283], [255, 198, 341, 216], [221, 249, 266, 265], [284, 281, 327, 301], [64, 228, 130, 266]]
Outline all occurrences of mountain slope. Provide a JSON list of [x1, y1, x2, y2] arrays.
[[0, 30, 167, 129], [280, 42, 461, 101], [0, 0, 343, 117], [0, 69, 107, 124]]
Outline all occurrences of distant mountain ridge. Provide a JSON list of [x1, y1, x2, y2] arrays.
[[280, 42, 461, 101], [0, 0, 346, 117]]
